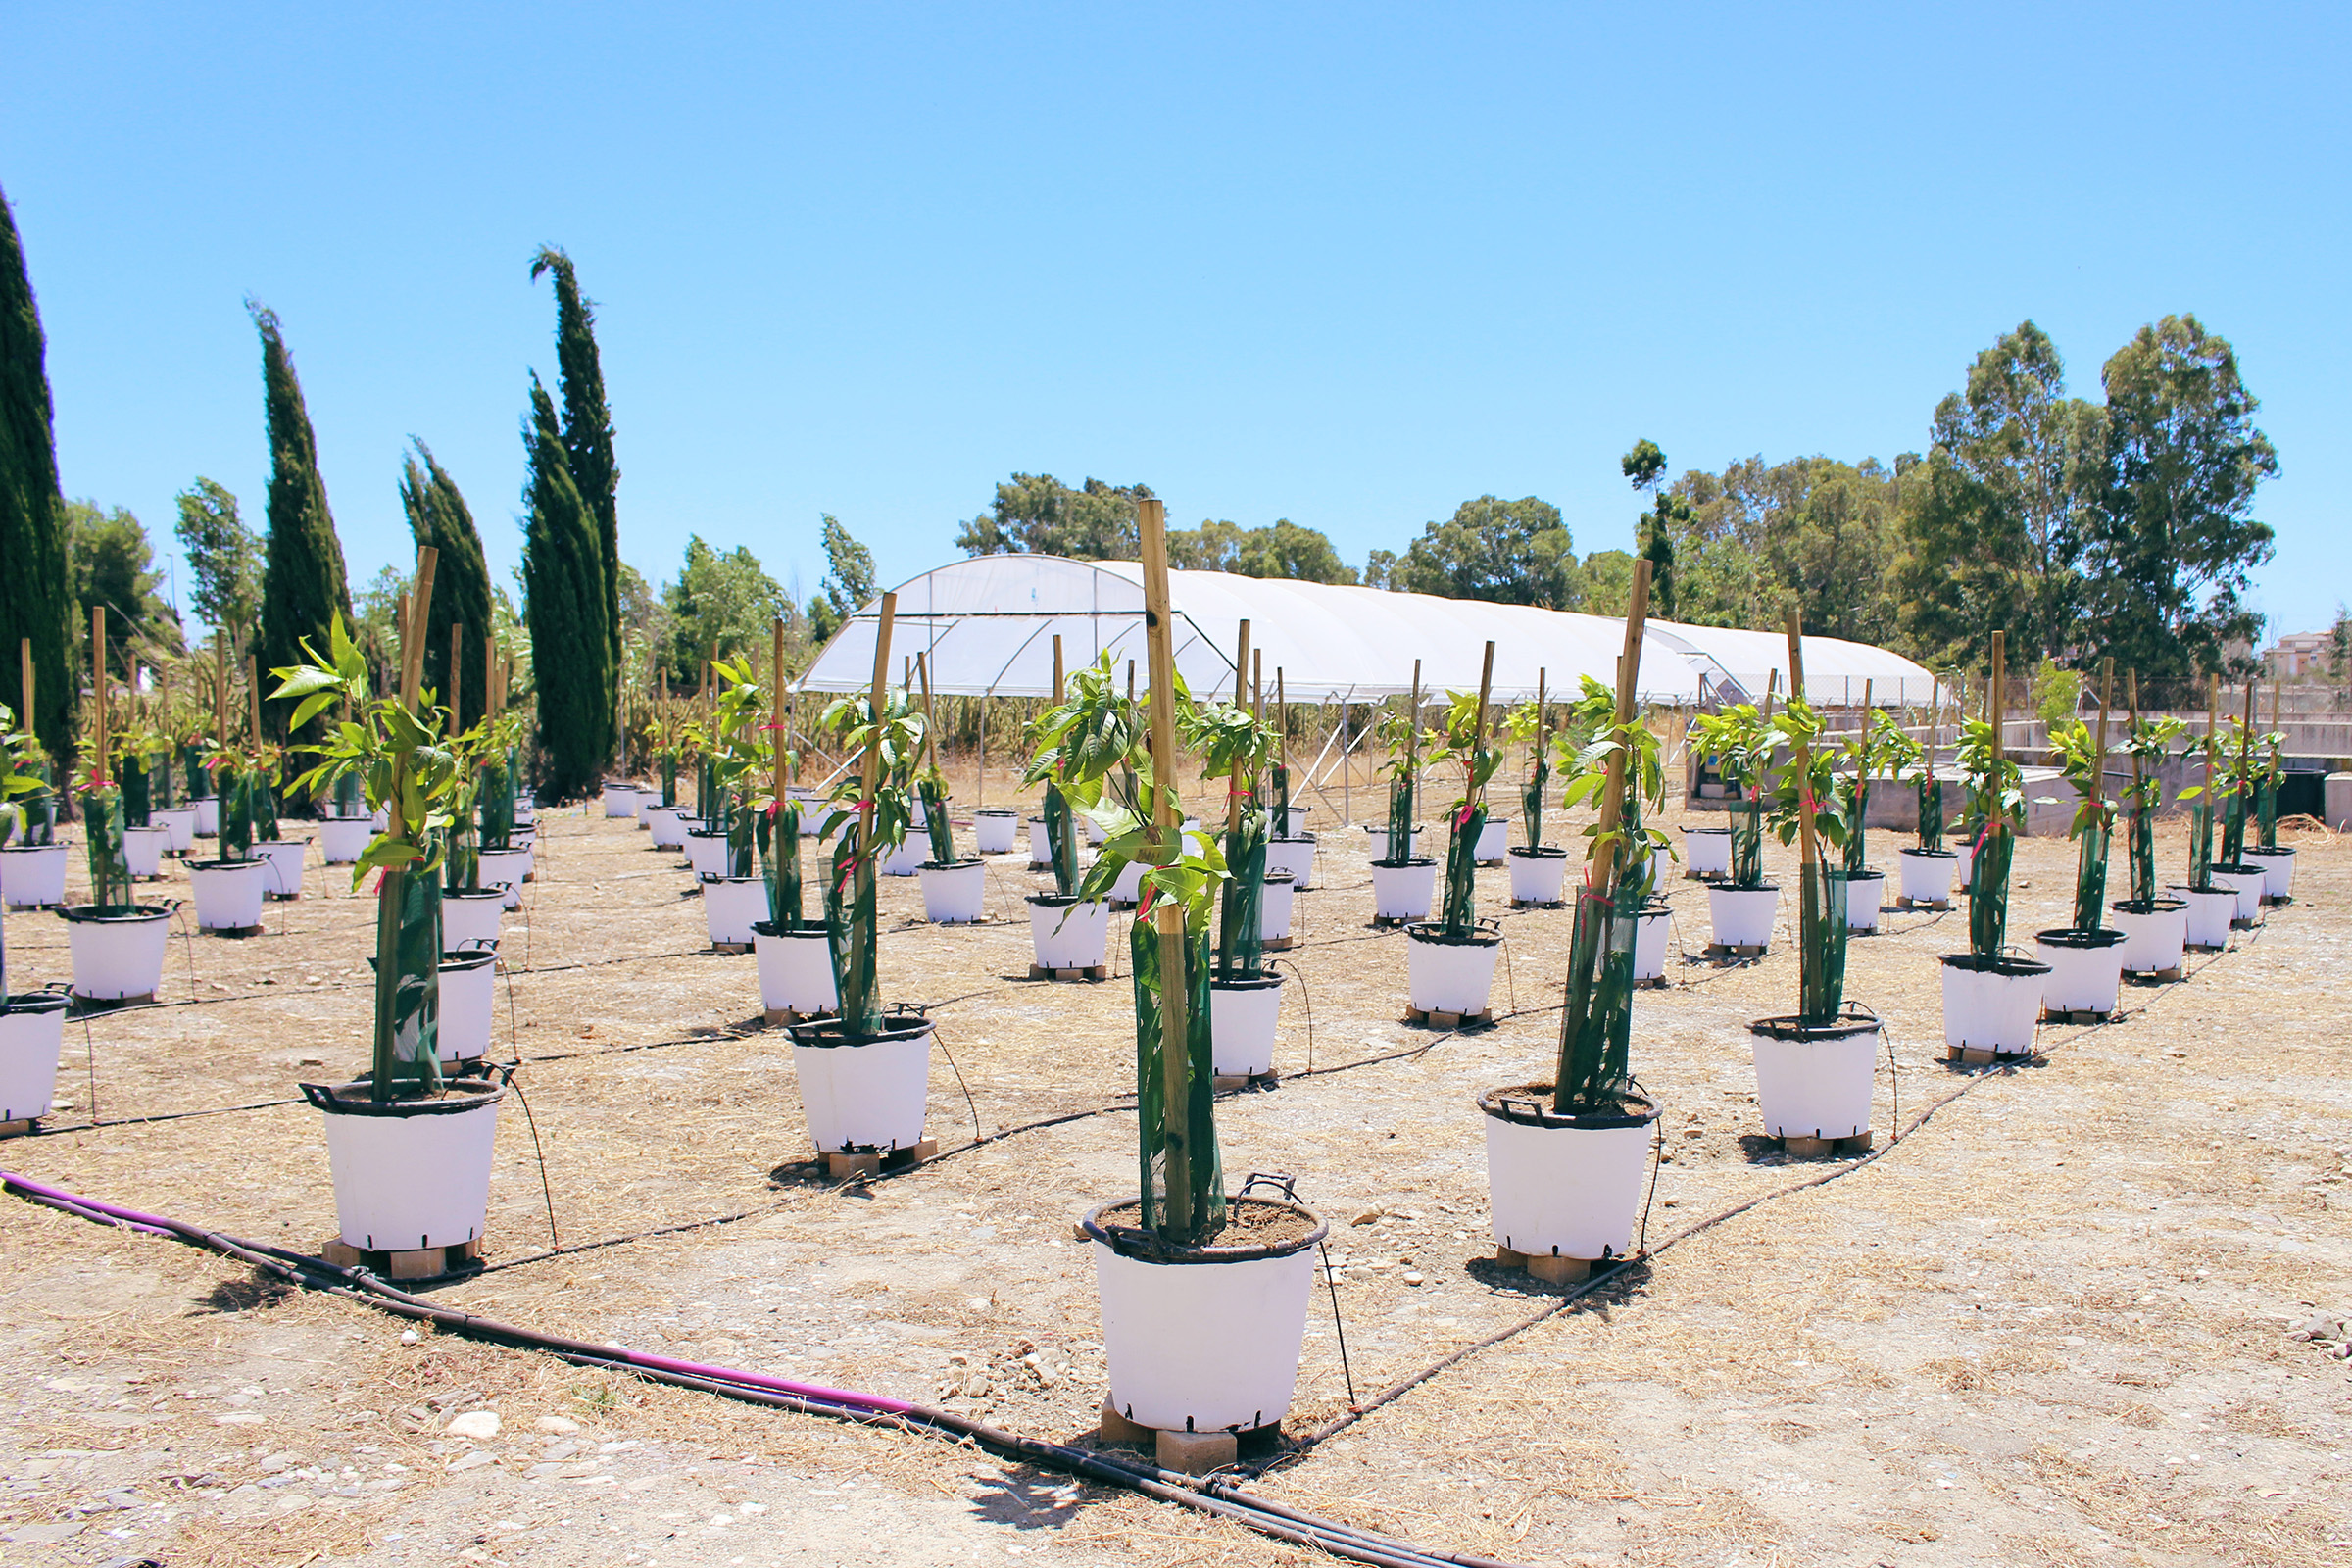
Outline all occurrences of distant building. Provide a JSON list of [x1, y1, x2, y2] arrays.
[[2266, 630, 2337, 678]]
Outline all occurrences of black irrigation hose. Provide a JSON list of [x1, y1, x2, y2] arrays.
[[0, 1176, 1522, 1568]]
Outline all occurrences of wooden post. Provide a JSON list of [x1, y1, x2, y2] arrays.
[[247, 657, 261, 747], [772, 618, 788, 807], [1407, 657, 1422, 826], [215, 633, 229, 745], [1592, 561, 1654, 900], [404, 549, 439, 714], [1251, 648, 1263, 718], [18, 637, 30, 739], [1472, 640, 1495, 811], [488, 634, 502, 722], [916, 651, 939, 774], [1988, 632, 2005, 768], [1534, 667, 1546, 784], [849, 593, 898, 1023], [1053, 635, 1064, 706], [1784, 609, 1818, 880], [2206, 673, 2219, 798], [2237, 675, 2257, 804], [1137, 497, 1195, 1239], [2092, 659, 2114, 805], [90, 607, 109, 783], [1227, 620, 1251, 832], [975, 692, 987, 810]]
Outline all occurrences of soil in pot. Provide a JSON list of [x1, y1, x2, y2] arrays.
[[1083, 1195, 1326, 1436], [1747, 1014, 1881, 1139], [1479, 1084, 1657, 1262], [785, 1012, 934, 1152], [1938, 954, 2053, 1055]]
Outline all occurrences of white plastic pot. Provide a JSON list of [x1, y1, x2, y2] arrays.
[[1480, 1088, 1657, 1261], [1839, 870, 1886, 933], [123, 825, 169, 879], [0, 995, 70, 1122], [683, 828, 732, 879], [1749, 1016, 1880, 1137], [1362, 824, 1425, 858], [754, 922, 837, 1016], [193, 796, 220, 837], [1263, 834, 1317, 891], [1633, 903, 1671, 982], [1707, 884, 1779, 949], [1258, 872, 1297, 943], [442, 889, 505, 956], [1279, 804, 1308, 838], [2211, 865, 2266, 925], [643, 806, 686, 849], [602, 781, 640, 818], [1084, 814, 1105, 846], [1954, 840, 1976, 891], [702, 875, 770, 946], [153, 805, 197, 855], [1085, 1198, 1326, 1435], [436, 951, 497, 1064], [2110, 898, 2187, 975], [253, 839, 308, 899], [1371, 858, 1436, 921], [1404, 925, 1502, 1015], [2243, 846, 2296, 901], [2035, 929, 2126, 1015], [477, 848, 532, 910], [1682, 827, 1732, 879], [880, 834, 928, 877], [319, 814, 374, 865], [1108, 858, 1147, 906], [1506, 847, 1568, 905], [188, 858, 269, 933], [789, 1016, 934, 1152], [1028, 896, 1111, 970], [1897, 848, 1954, 905], [1474, 817, 1511, 865], [1027, 818, 1054, 865], [514, 798, 537, 828], [1939, 955, 2051, 1055], [1209, 975, 1284, 1078], [2173, 885, 2236, 949], [920, 859, 987, 923], [974, 809, 1019, 855], [61, 905, 172, 1002], [312, 1079, 502, 1252], [1, 844, 68, 908]]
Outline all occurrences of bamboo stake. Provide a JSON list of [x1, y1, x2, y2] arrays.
[[91, 607, 109, 783], [1053, 635, 1064, 706], [2237, 675, 2256, 807], [1407, 658, 1422, 826], [1137, 498, 1194, 1238]]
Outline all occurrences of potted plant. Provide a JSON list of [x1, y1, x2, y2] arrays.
[[1182, 674, 1288, 1079], [1891, 688, 1958, 908], [1368, 678, 1435, 922], [1689, 698, 1779, 952], [1832, 706, 1903, 933], [2206, 697, 2271, 927], [2109, 680, 2190, 977], [751, 673, 837, 1023], [0, 705, 69, 1121], [1482, 571, 1670, 1278], [0, 717, 66, 910], [1502, 688, 1569, 906], [1261, 678, 1317, 891], [1079, 501, 1324, 1473], [58, 699, 174, 1006], [2033, 663, 2128, 1019], [275, 584, 507, 1275], [698, 657, 780, 948], [1020, 676, 1113, 977], [1403, 656, 1504, 1024], [2170, 699, 2237, 952], [791, 593, 936, 1163], [147, 690, 201, 858], [641, 709, 692, 850], [2242, 710, 2294, 901], [415, 724, 499, 1071], [185, 737, 272, 935], [246, 743, 311, 900], [317, 683, 376, 865], [470, 712, 533, 908], [1938, 633, 2050, 1058], [910, 660, 985, 923], [111, 711, 172, 880]]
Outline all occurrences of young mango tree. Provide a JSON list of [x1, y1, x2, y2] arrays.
[[1689, 700, 1780, 951], [911, 658, 986, 924], [55, 622, 176, 1006], [695, 657, 777, 948], [274, 584, 510, 1274], [1502, 689, 1570, 906], [2173, 682, 2249, 946], [2110, 701, 2192, 976], [1075, 497, 1326, 1466], [1403, 665, 1504, 1024], [1368, 679, 1435, 922], [1938, 633, 2048, 1059], [1179, 681, 1289, 1078], [1019, 660, 1117, 975], [2210, 706, 2279, 921], [0, 705, 70, 1125], [2243, 699, 2296, 899], [1831, 708, 1907, 933], [184, 734, 272, 935], [2034, 701, 2133, 1017]]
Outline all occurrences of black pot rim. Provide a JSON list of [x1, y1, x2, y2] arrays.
[[253, 837, 311, 848], [1835, 868, 1886, 882], [1209, 973, 1286, 994], [2212, 862, 2270, 877], [55, 904, 172, 925], [1080, 1196, 1328, 1264], [1478, 1084, 1658, 1131], [2036, 927, 2127, 949], [785, 1012, 935, 1051], [1937, 954, 2054, 978], [974, 808, 1019, 817], [1402, 920, 1501, 948], [1507, 845, 1569, 859], [1682, 826, 1732, 837], [920, 858, 984, 872], [301, 1076, 505, 1117], [697, 872, 764, 886], [2112, 897, 2189, 914], [444, 888, 508, 903], [1370, 856, 1436, 869], [2172, 883, 2238, 900], [1025, 893, 1102, 909], [1900, 847, 1956, 860], [439, 950, 498, 973], [1747, 1012, 1883, 1043], [0, 842, 66, 854], [1711, 881, 1780, 895], [1263, 870, 1296, 887], [2242, 845, 2295, 858], [1, 992, 71, 1016], [188, 858, 267, 872], [750, 918, 830, 938]]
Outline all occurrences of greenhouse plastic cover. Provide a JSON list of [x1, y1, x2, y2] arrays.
[[793, 555, 1937, 707]]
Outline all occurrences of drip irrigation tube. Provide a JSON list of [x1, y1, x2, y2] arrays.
[[0, 1169, 1519, 1568]]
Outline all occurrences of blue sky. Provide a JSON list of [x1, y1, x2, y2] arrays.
[[6, 2, 2344, 641]]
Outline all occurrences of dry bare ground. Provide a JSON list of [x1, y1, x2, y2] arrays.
[[1, 777, 2346, 1567]]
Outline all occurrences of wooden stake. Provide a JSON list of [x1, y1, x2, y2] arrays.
[[1472, 640, 1495, 810], [1053, 635, 1064, 706], [2092, 659, 2113, 806], [1592, 562, 1654, 900], [772, 617, 788, 806], [2127, 669, 2141, 802], [404, 549, 440, 714], [1228, 620, 1251, 832], [18, 637, 30, 737], [216, 633, 229, 745], [91, 607, 109, 783], [248, 657, 261, 748], [1784, 609, 1817, 879], [848, 593, 898, 1024], [2206, 673, 2219, 798], [1137, 498, 1195, 1238], [916, 650, 938, 774]]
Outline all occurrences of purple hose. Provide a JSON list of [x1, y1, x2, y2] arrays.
[[0, 1169, 907, 1413]]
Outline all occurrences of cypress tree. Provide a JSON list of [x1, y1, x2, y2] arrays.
[[521, 375, 612, 798], [249, 302, 350, 741], [399, 440, 491, 725], [0, 182, 73, 765], [528, 247, 620, 722]]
